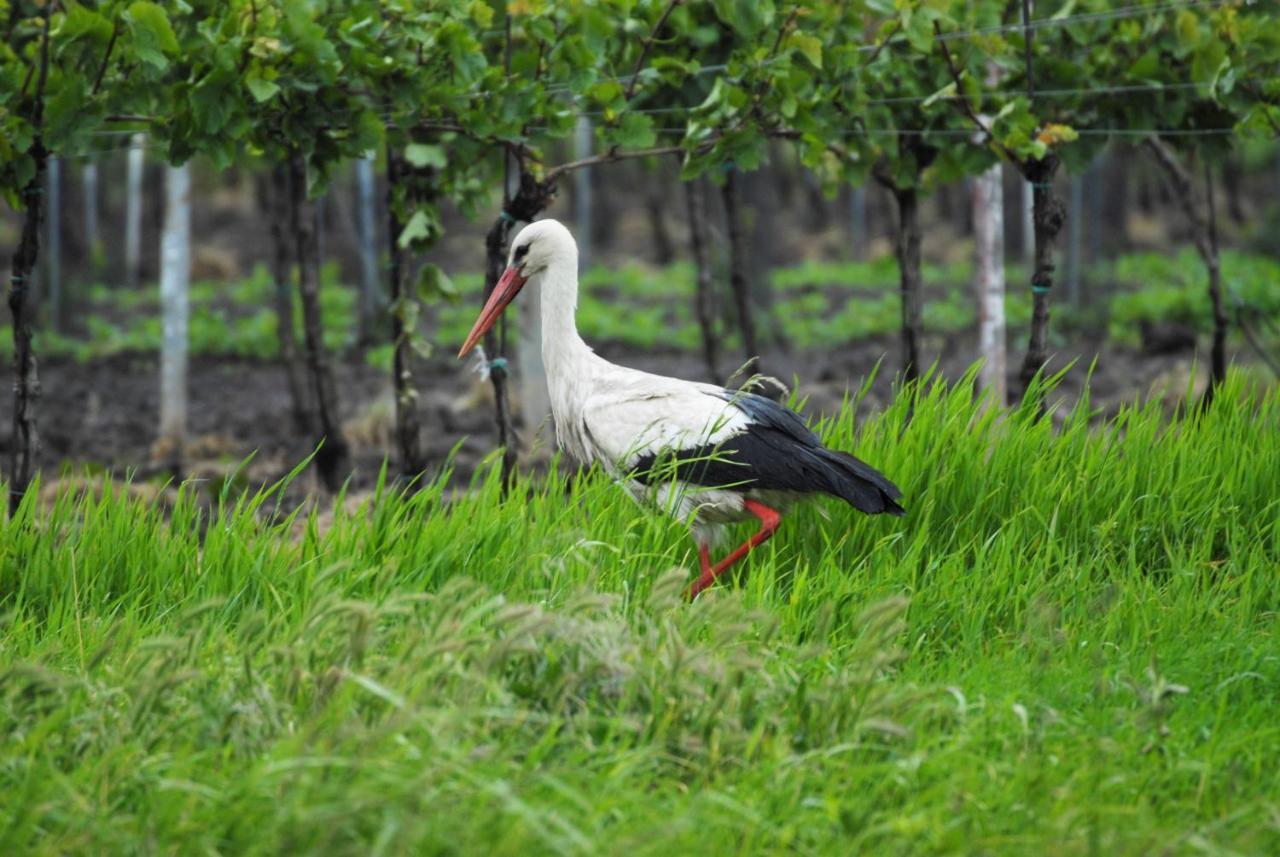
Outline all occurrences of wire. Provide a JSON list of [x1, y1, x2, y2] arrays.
[[85, 76, 1267, 142], [51, 141, 166, 161], [865, 81, 1212, 107], [565, 80, 1230, 122], [543, 0, 1241, 95], [543, 61, 743, 96], [531, 125, 1242, 138], [931, 0, 1239, 43], [77, 123, 1246, 154], [75, 1, 1269, 146]]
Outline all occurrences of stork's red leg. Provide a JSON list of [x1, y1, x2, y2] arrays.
[[698, 543, 713, 577], [687, 500, 782, 600]]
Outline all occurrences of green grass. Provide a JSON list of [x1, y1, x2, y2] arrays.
[[3, 370, 1278, 854]]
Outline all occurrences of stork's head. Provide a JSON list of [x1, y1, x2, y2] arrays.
[[458, 219, 577, 358]]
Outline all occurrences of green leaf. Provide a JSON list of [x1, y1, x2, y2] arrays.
[[59, 5, 114, 44], [1129, 50, 1161, 80], [125, 1, 179, 70], [711, 0, 774, 37], [1175, 10, 1201, 52], [396, 212, 437, 251], [389, 296, 420, 332], [615, 113, 655, 149], [245, 74, 280, 103], [190, 69, 237, 136], [902, 8, 935, 53], [779, 89, 797, 119], [1190, 40, 1228, 90], [44, 78, 101, 149], [922, 82, 957, 109], [409, 333, 434, 359], [787, 32, 823, 69], [417, 263, 458, 303], [404, 143, 447, 169], [469, 0, 495, 28], [588, 80, 624, 108]]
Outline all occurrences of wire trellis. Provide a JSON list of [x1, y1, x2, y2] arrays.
[[59, 0, 1273, 157], [80, 76, 1270, 147], [537, 0, 1241, 94]]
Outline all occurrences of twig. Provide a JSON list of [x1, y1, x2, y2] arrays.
[[1205, 156, 1218, 254], [1236, 308, 1280, 378], [933, 23, 984, 132], [33, 7, 51, 118], [934, 21, 1017, 163], [1144, 136, 1210, 258], [625, 0, 682, 101], [19, 40, 36, 99], [723, 7, 805, 141], [768, 6, 802, 59], [544, 143, 686, 182], [545, 124, 846, 186], [769, 126, 855, 164], [1021, 0, 1035, 101], [1262, 105, 1280, 137], [91, 22, 120, 96], [408, 120, 470, 135], [238, 0, 259, 74], [865, 20, 901, 65]]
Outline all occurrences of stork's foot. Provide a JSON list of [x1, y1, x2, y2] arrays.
[[687, 500, 781, 600]]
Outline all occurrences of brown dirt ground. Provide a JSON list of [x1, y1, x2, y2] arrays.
[[0, 327, 1246, 505]]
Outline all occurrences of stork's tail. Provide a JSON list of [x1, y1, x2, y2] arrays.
[[815, 448, 905, 516]]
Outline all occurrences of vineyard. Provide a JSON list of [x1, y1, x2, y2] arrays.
[[3, 0, 1280, 854]]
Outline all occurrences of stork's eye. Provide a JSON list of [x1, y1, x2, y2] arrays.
[[514, 244, 530, 262]]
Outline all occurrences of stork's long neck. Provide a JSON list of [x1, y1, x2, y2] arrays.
[[537, 253, 602, 405]]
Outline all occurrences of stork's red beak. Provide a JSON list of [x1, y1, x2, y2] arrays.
[[458, 266, 527, 358]]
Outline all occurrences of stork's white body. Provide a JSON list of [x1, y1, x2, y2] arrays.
[[462, 219, 903, 596], [536, 227, 777, 539]]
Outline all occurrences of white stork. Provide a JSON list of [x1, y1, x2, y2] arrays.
[[459, 219, 904, 598]]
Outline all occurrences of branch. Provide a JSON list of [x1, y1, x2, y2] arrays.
[[410, 120, 470, 135], [503, 12, 522, 178], [32, 7, 51, 129], [398, 118, 534, 164], [1239, 84, 1280, 137], [1144, 135, 1213, 264], [91, 22, 120, 95], [19, 49, 35, 99], [625, 0, 682, 101], [721, 7, 805, 141], [933, 23, 987, 137], [238, 0, 259, 74], [865, 20, 901, 65], [1204, 156, 1218, 258], [1265, 108, 1280, 138], [545, 124, 848, 187], [871, 157, 897, 191], [768, 126, 855, 166], [768, 6, 801, 59], [934, 21, 1018, 165], [1236, 309, 1280, 378], [1020, 0, 1034, 101], [544, 143, 686, 183]]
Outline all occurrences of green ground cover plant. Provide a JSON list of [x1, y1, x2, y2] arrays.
[[5, 250, 1277, 365], [2, 370, 1277, 854], [1107, 250, 1280, 345]]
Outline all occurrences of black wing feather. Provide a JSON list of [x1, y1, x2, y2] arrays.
[[631, 389, 905, 516]]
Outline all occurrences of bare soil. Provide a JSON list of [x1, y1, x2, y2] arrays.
[[0, 328, 1235, 501]]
